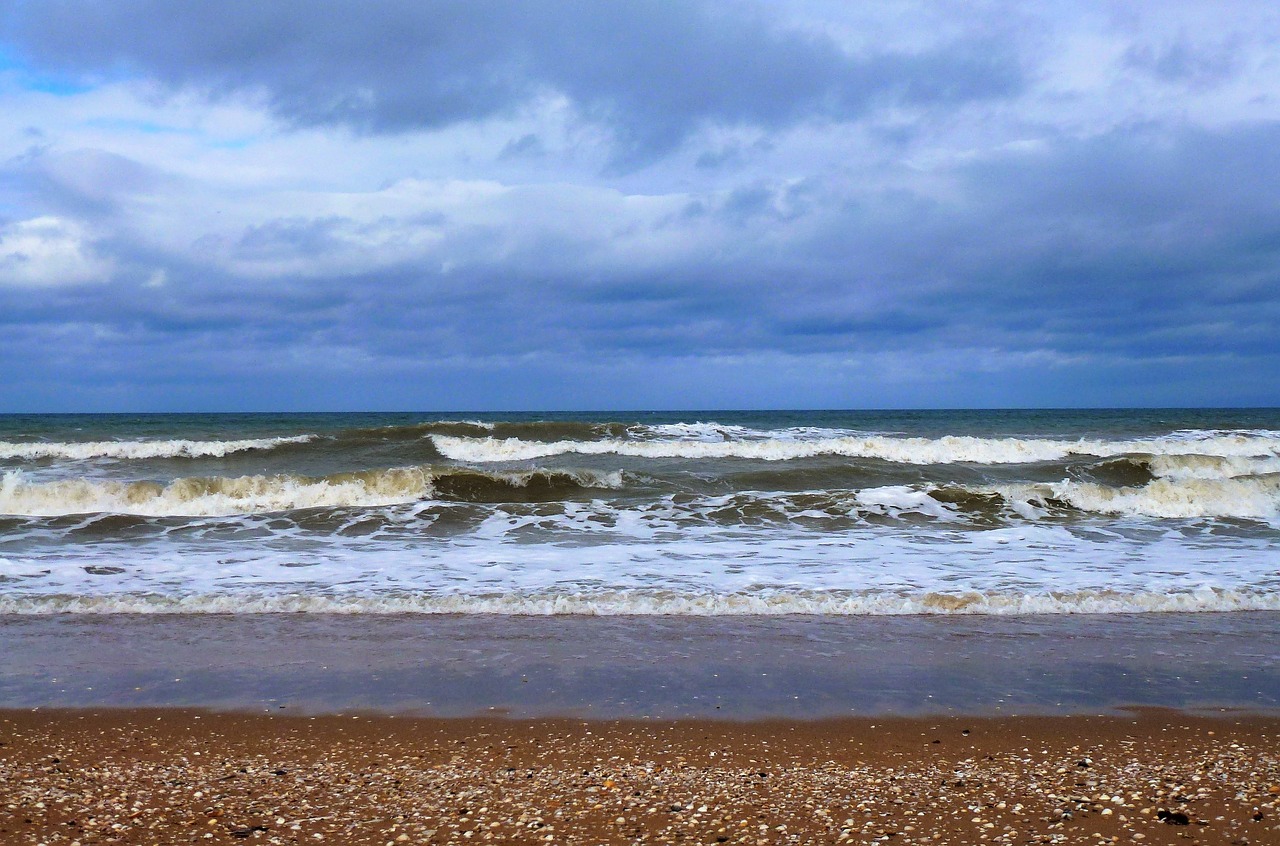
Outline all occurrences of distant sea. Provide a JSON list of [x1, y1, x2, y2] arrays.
[[1, 409, 1278, 616]]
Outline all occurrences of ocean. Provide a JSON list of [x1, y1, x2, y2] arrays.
[[1, 408, 1278, 616]]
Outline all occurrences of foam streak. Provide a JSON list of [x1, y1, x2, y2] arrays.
[[2, 587, 1277, 616]]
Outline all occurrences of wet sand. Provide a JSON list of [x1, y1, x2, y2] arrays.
[[2, 708, 1278, 845]]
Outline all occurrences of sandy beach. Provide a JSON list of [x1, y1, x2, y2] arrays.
[[3, 614, 1278, 843], [2, 708, 1278, 845]]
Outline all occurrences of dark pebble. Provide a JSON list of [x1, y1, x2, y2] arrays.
[[1158, 810, 1191, 825]]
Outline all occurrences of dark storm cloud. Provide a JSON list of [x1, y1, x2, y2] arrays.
[[1123, 37, 1241, 89], [1, 0, 1023, 166], [950, 124, 1280, 333], [8, 119, 1277, 376], [2, 2, 1278, 409], [706, 121, 1280, 368]]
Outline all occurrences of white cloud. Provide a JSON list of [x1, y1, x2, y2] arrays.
[[0, 216, 114, 286]]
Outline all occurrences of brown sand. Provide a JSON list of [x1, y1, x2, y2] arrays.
[[1, 709, 1278, 845]]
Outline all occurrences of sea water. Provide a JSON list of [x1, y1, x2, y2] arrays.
[[1, 409, 1278, 615]]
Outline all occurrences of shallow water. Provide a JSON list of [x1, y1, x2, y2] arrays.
[[2, 612, 1277, 717]]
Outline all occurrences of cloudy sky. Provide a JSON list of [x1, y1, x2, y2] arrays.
[[1, 1, 1278, 410]]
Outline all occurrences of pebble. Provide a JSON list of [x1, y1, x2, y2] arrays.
[[0, 711, 1277, 845]]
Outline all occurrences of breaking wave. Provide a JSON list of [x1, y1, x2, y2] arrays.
[[431, 430, 1280, 465], [1144, 453, 1280, 480], [12, 423, 1279, 473], [324, 419, 630, 444], [6, 413, 1279, 621], [670, 478, 1280, 524], [1000, 475, 1280, 520], [1, 470, 1274, 522], [0, 435, 316, 461], [0, 467, 626, 517]]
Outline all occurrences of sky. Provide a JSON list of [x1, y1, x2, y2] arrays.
[[1, 1, 1278, 411]]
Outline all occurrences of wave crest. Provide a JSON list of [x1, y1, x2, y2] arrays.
[[0, 466, 626, 517], [1000, 475, 1280, 520], [0, 435, 315, 461], [431, 431, 1280, 465]]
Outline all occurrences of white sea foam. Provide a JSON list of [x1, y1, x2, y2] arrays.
[[1, 463, 1274, 521], [3, 516, 1275, 615], [1146, 453, 1280, 480], [642, 486, 963, 526], [431, 430, 1280, 465], [0, 435, 315, 461], [0, 468, 434, 516], [999, 475, 1280, 520], [1, 587, 1277, 616], [6, 416, 1279, 619], [629, 422, 780, 441], [853, 485, 957, 519]]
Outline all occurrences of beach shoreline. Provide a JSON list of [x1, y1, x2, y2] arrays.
[[2, 706, 1277, 845], [3, 414, 1279, 840]]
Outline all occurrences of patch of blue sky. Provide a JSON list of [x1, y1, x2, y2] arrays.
[[0, 57, 80, 94], [80, 117, 258, 150], [0, 46, 23, 73], [83, 117, 193, 136], [207, 136, 256, 150], [0, 47, 94, 95]]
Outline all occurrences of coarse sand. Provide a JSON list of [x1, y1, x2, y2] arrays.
[[1, 708, 1278, 845]]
